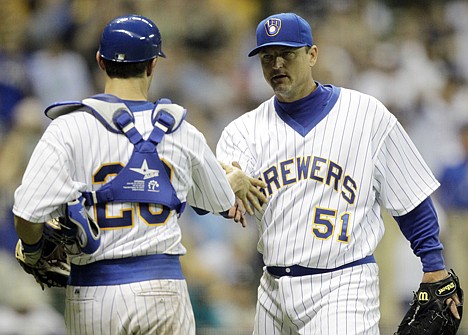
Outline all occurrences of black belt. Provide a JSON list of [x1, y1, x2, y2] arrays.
[[266, 255, 375, 277]]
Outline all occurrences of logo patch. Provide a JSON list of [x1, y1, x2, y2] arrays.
[[418, 291, 430, 303], [264, 18, 282, 36], [130, 159, 160, 179], [114, 53, 126, 61], [437, 281, 456, 296], [148, 180, 160, 192]]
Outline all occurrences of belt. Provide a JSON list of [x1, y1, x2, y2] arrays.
[[69, 254, 184, 286], [266, 255, 375, 277]]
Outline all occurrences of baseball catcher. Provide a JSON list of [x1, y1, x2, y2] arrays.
[[395, 269, 464, 335], [15, 197, 101, 289]]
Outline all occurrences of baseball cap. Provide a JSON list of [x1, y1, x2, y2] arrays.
[[248, 13, 313, 57]]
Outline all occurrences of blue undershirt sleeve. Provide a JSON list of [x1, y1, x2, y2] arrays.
[[191, 206, 230, 218], [393, 197, 445, 272], [191, 207, 210, 215]]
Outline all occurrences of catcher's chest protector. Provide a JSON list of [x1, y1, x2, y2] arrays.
[[45, 94, 187, 214]]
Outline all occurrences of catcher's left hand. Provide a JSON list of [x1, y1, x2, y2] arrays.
[[16, 237, 70, 290], [395, 269, 464, 335]]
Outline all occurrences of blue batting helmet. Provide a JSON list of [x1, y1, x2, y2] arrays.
[[99, 14, 166, 62]]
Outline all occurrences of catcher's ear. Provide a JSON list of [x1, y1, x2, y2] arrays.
[[96, 51, 106, 71], [146, 58, 158, 76]]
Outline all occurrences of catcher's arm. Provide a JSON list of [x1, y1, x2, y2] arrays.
[[226, 197, 248, 228], [423, 269, 462, 319], [15, 215, 70, 290], [14, 215, 45, 247]]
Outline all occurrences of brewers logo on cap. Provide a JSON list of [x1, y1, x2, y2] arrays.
[[264, 18, 281, 36], [248, 13, 313, 57]]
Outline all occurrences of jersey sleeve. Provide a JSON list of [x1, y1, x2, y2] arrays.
[[374, 120, 440, 216], [185, 131, 235, 213], [13, 121, 86, 222]]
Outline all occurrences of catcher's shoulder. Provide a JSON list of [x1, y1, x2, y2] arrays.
[[176, 118, 204, 137]]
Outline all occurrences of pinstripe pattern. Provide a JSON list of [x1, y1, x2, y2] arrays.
[[14, 102, 235, 334], [254, 264, 380, 335], [65, 279, 195, 335], [217, 87, 439, 334], [14, 106, 235, 263]]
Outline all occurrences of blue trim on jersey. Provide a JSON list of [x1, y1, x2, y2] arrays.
[[393, 197, 445, 272], [124, 100, 155, 112], [91, 93, 122, 103], [266, 255, 375, 277], [68, 254, 184, 286], [274, 83, 341, 137]]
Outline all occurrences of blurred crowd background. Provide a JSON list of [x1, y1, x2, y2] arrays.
[[1, 0, 468, 334]]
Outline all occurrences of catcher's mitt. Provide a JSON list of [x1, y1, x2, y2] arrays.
[[16, 237, 70, 290], [15, 197, 100, 289], [395, 269, 464, 335]]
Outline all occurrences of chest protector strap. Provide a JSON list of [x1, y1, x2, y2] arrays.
[[45, 94, 187, 214]]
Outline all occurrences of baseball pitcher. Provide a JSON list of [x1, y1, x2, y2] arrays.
[[217, 13, 463, 335]]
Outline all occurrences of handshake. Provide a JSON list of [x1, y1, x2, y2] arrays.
[[220, 161, 267, 227]]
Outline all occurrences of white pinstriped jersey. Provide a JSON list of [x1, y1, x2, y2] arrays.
[[14, 102, 235, 265], [217, 86, 440, 269]]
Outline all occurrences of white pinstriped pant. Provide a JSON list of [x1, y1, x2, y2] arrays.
[[254, 263, 380, 335], [65, 279, 195, 335]]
